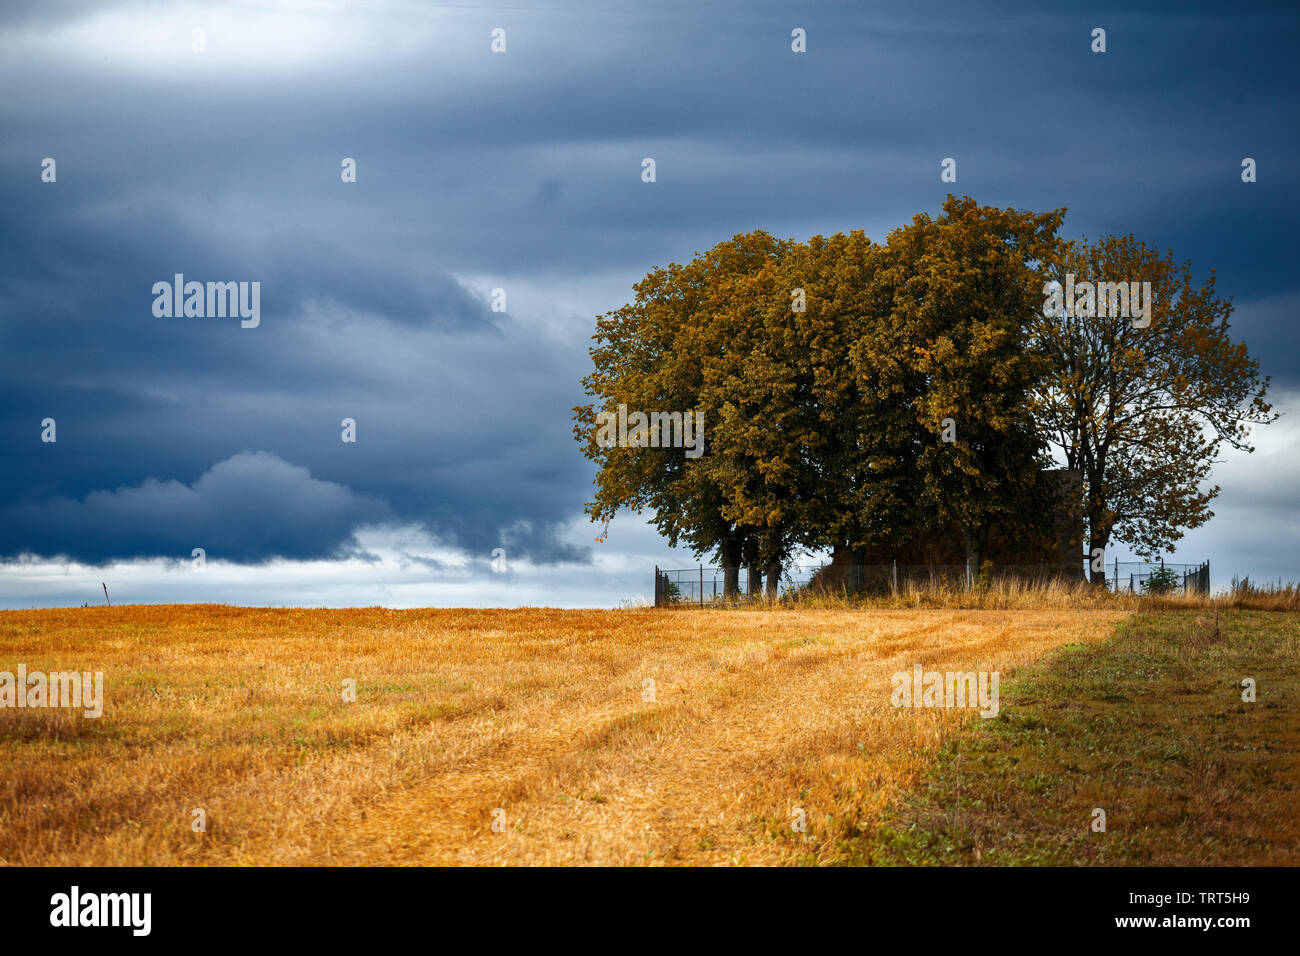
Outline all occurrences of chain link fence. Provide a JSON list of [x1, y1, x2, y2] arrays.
[[1107, 559, 1209, 595], [654, 561, 1089, 607], [654, 558, 1209, 606]]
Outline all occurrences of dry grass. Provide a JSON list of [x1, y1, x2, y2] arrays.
[[1212, 581, 1300, 612], [0, 604, 1124, 866], [772, 576, 1300, 612], [786, 576, 1126, 610]]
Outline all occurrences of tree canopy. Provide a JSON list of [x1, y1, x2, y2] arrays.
[[575, 196, 1274, 590], [1031, 234, 1276, 580]]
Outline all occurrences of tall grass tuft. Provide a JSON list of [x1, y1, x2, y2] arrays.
[[712, 575, 1300, 611]]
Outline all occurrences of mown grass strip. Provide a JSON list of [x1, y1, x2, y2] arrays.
[[864, 610, 1300, 866]]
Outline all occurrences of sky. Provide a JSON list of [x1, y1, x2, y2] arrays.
[[1, 0, 1297, 608]]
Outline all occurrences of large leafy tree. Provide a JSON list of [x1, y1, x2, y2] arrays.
[[693, 230, 885, 594], [690, 248, 803, 594], [1031, 234, 1276, 581], [576, 229, 890, 598], [578, 201, 1268, 593], [574, 231, 794, 596], [853, 196, 1065, 568], [782, 231, 891, 562]]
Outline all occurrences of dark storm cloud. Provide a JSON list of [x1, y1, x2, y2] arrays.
[[0, 451, 391, 564], [0, 0, 1296, 569]]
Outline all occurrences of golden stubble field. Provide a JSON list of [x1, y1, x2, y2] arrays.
[[0, 605, 1126, 866]]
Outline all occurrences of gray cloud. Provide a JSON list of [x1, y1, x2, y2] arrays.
[[0, 0, 1295, 594], [0, 451, 392, 564]]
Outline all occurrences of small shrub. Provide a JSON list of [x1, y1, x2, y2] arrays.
[[1142, 566, 1180, 595]]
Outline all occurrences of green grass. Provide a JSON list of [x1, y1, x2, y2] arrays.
[[863, 609, 1300, 865]]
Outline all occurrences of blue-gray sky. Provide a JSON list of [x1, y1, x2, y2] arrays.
[[1, 0, 1297, 607]]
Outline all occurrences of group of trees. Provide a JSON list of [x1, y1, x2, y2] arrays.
[[574, 196, 1275, 595]]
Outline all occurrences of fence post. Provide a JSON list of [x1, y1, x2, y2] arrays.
[[654, 566, 661, 608], [699, 564, 704, 608]]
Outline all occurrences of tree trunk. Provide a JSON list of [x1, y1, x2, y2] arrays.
[[764, 560, 782, 601], [744, 537, 762, 599], [1088, 524, 1110, 587], [831, 542, 865, 564], [1084, 467, 1111, 587], [829, 542, 864, 592], [723, 566, 740, 599], [963, 529, 976, 588], [973, 523, 989, 579], [721, 536, 742, 599]]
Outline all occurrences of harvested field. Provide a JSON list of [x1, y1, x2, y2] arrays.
[[0, 605, 1125, 865]]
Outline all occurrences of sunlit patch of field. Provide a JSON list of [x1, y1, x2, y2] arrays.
[[0, 605, 1124, 866]]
